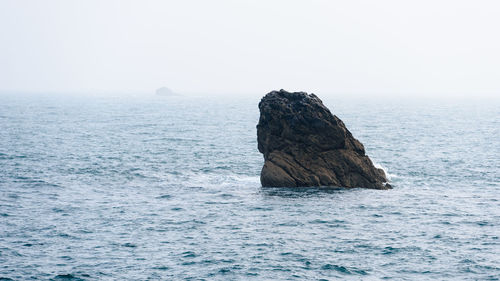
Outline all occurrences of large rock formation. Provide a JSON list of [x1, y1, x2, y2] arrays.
[[257, 90, 390, 189]]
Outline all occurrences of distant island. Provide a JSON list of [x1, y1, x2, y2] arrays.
[[155, 87, 179, 96]]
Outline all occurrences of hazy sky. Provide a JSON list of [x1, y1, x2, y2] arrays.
[[1, 0, 499, 97]]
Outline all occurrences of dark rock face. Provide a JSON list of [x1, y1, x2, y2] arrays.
[[257, 90, 390, 189]]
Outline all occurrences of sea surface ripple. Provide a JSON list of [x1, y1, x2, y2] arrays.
[[0, 94, 499, 280]]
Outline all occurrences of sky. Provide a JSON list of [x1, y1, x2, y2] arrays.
[[0, 0, 499, 98]]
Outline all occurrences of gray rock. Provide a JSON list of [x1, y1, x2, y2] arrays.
[[257, 89, 390, 189], [156, 87, 178, 96]]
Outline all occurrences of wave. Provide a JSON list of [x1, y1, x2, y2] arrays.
[[373, 162, 398, 181]]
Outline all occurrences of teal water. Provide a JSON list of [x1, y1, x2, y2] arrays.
[[0, 94, 499, 280]]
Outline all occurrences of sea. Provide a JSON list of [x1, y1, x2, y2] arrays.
[[0, 93, 498, 280]]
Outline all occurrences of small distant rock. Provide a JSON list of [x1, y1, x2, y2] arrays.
[[155, 87, 178, 96], [257, 89, 390, 189]]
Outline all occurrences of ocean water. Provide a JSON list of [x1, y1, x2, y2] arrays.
[[0, 93, 498, 280]]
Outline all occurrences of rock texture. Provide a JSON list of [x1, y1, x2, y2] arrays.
[[257, 90, 390, 189]]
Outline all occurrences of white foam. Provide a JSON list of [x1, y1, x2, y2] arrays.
[[373, 162, 397, 181], [182, 171, 260, 189]]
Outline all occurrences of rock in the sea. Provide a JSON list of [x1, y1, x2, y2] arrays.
[[156, 87, 178, 96], [257, 89, 390, 189]]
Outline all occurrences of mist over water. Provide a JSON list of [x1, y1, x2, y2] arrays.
[[0, 94, 499, 280]]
